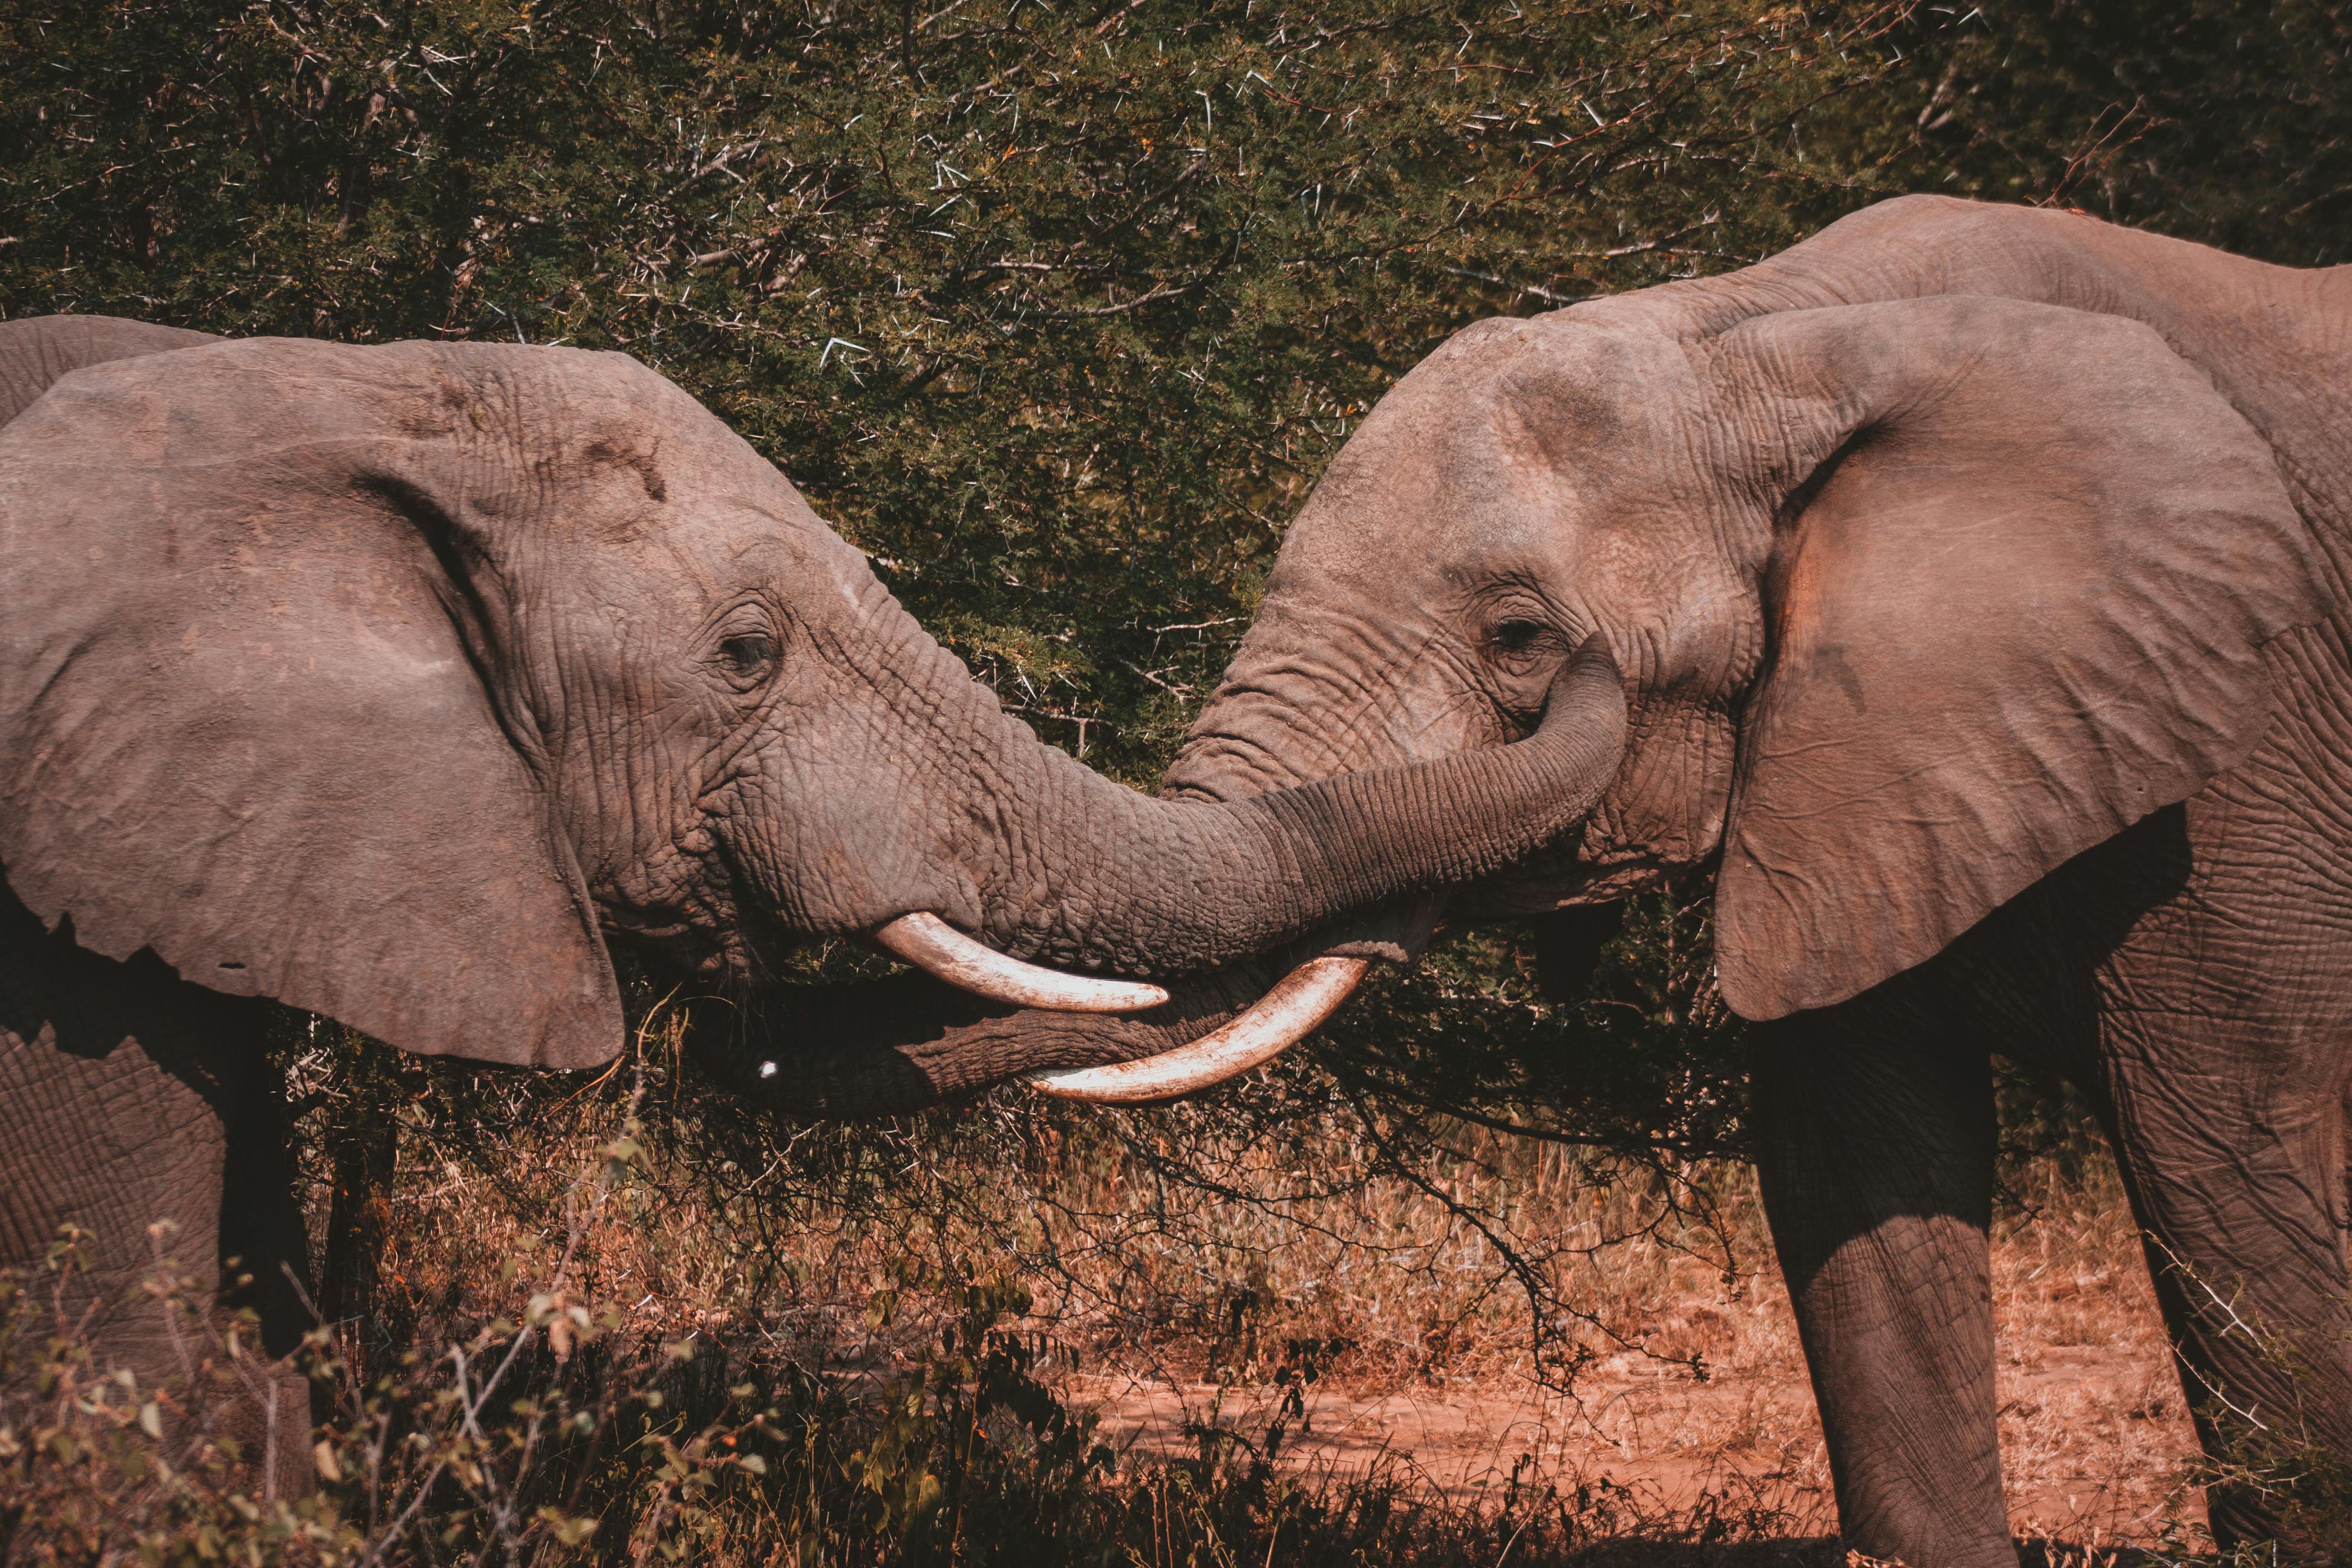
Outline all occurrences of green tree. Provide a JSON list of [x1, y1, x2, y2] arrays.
[[1895, 0, 2352, 266]]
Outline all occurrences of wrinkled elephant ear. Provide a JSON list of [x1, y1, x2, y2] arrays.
[[1713, 295, 2322, 1021], [0, 339, 622, 1068]]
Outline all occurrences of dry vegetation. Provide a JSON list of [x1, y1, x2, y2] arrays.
[[1, 995, 2229, 1564]]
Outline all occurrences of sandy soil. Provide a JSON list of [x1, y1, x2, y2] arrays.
[[1069, 1240, 2208, 1552]]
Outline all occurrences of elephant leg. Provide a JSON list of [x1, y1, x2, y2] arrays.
[[0, 896, 313, 1499], [217, 1025, 323, 1393], [2096, 1030, 2352, 1553], [1751, 998, 2014, 1568]]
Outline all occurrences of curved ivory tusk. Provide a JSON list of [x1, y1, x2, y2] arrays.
[[1024, 955, 1370, 1103], [875, 912, 1171, 1014]]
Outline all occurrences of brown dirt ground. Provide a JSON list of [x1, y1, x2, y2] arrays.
[[1069, 1228, 2207, 1552]]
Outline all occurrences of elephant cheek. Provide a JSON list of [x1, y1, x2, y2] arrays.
[[730, 768, 985, 939], [1587, 695, 1737, 868]]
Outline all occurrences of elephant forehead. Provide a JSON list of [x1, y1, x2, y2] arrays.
[[496, 359, 811, 543], [1494, 320, 1706, 471], [122, 338, 801, 543], [1279, 390, 1545, 580], [1279, 313, 1706, 586], [544, 504, 869, 636]]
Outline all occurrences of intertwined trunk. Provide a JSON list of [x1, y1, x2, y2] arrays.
[[860, 595, 1626, 981], [707, 613, 1625, 1109]]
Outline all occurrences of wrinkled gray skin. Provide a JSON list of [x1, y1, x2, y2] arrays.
[[0, 319, 1625, 1495], [720, 197, 2352, 1562]]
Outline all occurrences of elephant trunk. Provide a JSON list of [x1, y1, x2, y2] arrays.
[[716, 624, 1625, 1110], [941, 632, 1627, 984]]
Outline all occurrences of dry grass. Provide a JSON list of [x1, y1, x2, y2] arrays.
[[1, 1016, 2223, 1563], [1010, 1127, 2208, 1553], [359, 1024, 2212, 1557]]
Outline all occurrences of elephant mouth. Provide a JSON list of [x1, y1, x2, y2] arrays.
[[1021, 861, 1657, 1108], [610, 913, 774, 987], [699, 912, 1364, 1107], [1014, 864, 1636, 1106], [656, 831, 1179, 1016]]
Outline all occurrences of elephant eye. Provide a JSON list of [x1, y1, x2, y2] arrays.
[[713, 630, 780, 691], [1490, 619, 1545, 656]]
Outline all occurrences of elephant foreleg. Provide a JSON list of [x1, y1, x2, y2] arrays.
[[1751, 1000, 2014, 1568], [0, 885, 313, 1500]]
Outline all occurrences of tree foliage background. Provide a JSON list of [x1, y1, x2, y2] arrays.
[[11, 0, 2342, 787], [3, 0, 2347, 1284]]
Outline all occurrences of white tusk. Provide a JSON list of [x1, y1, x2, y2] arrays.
[[1024, 955, 1370, 1104], [875, 912, 1171, 1014]]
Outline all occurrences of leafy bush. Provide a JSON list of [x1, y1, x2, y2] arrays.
[[1, 1034, 1823, 1564]]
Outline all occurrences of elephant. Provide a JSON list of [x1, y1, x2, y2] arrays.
[[0, 317, 1630, 1495], [707, 197, 2352, 1562]]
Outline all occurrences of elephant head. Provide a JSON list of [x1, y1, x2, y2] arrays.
[[728, 195, 2325, 1109], [0, 330, 1629, 1074]]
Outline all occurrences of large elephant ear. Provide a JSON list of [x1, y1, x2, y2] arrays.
[[0, 314, 218, 425], [1713, 295, 2321, 1021], [0, 338, 622, 1068]]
